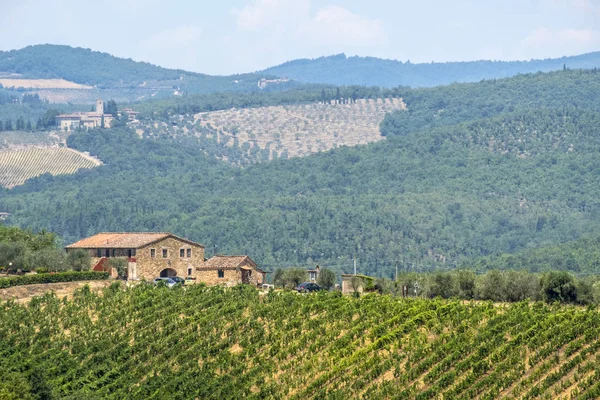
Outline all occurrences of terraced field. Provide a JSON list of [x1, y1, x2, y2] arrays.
[[1, 285, 599, 399], [142, 98, 406, 164], [0, 147, 101, 188]]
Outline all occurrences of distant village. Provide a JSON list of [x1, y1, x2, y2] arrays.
[[55, 99, 139, 131]]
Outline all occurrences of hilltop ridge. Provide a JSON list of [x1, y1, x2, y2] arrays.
[[263, 51, 600, 87]]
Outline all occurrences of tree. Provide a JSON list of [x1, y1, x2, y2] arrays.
[[26, 120, 32, 131], [0, 242, 27, 272], [67, 249, 91, 271], [5, 119, 12, 131], [0, 120, 3, 131], [317, 267, 336, 290], [106, 258, 128, 279], [476, 270, 507, 302], [105, 99, 118, 117], [541, 271, 578, 303], [425, 272, 457, 299], [456, 270, 476, 299], [350, 275, 364, 297], [273, 268, 285, 287], [40, 109, 60, 129], [25, 248, 68, 272], [282, 268, 308, 289]]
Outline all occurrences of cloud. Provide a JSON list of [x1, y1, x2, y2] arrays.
[[297, 6, 387, 47], [137, 25, 203, 70], [571, 0, 600, 14], [140, 25, 202, 50], [233, 0, 310, 31], [522, 26, 600, 47]]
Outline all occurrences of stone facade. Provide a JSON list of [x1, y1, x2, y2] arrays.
[[196, 268, 242, 287], [196, 256, 265, 287], [66, 233, 205, 281], [135, 237, 205, 281], [341, 274, 365, 295]]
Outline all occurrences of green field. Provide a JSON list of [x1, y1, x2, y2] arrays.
[[2, 284, 599, 399]]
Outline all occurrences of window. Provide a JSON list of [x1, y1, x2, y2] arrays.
[[187, 248, 192, 258], [162, 249, 168, 258], [150, 248, 156, 258], [179, 248, 185, 258], [97, 249, 102, 258], [105, 249, 110, 258], [187, 267, 193, 276], [218, 270, 224, 278]]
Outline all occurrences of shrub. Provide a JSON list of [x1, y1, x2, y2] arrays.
[[0, 271, 109, 289]]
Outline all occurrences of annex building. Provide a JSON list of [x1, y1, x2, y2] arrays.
[[65, 232, 265, 286], [55, 99, 114, 131]]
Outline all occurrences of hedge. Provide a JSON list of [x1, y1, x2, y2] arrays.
[[0, 271, 110, 289]]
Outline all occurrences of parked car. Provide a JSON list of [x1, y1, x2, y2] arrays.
[[153, 277, 177, 288], [185, 277, 197, 285], [294, 282, 323, 293], [170, 276, 185, 285]]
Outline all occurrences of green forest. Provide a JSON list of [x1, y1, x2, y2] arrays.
[[3, 69, 600, 276], [264, 52, 600, 87]]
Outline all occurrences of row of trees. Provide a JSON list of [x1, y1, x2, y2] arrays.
[[374, 269, 599, 305], [272, 267, 336, 290]]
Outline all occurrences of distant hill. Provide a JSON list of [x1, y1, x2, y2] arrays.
[[0, 45, 301, 103], [262, 52, 600, 87]]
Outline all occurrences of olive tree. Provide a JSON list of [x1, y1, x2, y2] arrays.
[[317, 267, 336, 290]]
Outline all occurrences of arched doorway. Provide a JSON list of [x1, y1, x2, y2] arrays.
[[159, 268, 177, 278]]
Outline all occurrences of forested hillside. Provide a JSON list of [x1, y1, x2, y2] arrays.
[[2, 285, 600, 399], [263, 52, 600, 87], [0, 45, 300, 95], [3, 70, 600, 275]]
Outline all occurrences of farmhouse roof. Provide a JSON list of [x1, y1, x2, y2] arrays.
[[199, 255, 263, 272], [65, 232, 205, 249]]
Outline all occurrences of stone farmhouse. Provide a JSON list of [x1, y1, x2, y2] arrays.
[[65, 232, 265, 286], [199, 255, 266, 286], [55, 99, 114, 131]]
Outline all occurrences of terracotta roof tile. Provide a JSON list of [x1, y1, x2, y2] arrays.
[[65, 232, 204, 249], [198, 255, 262, 271]]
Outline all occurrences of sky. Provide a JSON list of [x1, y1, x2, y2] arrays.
[[1, 0, 599, 75]]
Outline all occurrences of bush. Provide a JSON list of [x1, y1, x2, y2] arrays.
[[0, 271, 109, 289]]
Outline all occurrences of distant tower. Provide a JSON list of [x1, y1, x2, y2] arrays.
[[96, 99, 104, 115]]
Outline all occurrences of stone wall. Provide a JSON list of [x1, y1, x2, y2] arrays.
[[196, 269, 241, 287], [136, 237, 205, 281], [341, 275, 364, 295]]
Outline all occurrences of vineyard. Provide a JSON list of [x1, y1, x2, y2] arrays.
[[0, 147, 101, 188], [2, 284, 599, 399], [142, 98, 406, 164]]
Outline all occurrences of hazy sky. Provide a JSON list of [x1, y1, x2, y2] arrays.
[[1, 0, 599, 75]]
